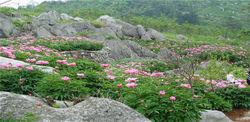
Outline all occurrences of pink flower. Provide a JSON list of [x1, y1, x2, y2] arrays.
[[61, 76, 70, 81], [151, 72, 164, 77], [125, 78, 137, 82], [238, 79, 246, 83], [117, 84, 123, 88], [238, 84, 246, 89], [180, 84, 192, 89], [126, 82, 137, 88], [210, 80, 217, 85], [15, 63, 24, 68], [77, 73, 85, 79], [139, 71, 151, 76], [216, 82, 227, 88], [26, 58, 36, 63], [26, 66, 33, 71], [169, 96, 176, 101], [67, 62, 76, 67], [159, 90, 165, 96], [36, 60, 49, 65], [107, 75, 116, 80], [101, 64, 110, 68], [124, 68, 139, 75], [56, 60, 68, 65]]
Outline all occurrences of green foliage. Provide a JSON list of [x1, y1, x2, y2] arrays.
[[0, 39, 11, 46], [90, 20, 104, 28], [76, 31, 94, 36], [216, 87, 250, 109], [0, 7, 16, 16], [15, 51, 30, 61], [35, 74, 89, 100], [35, 39, 103, 51], [199, 92, 232, 112], [0, 68, 45, 95], [103, 77, 202, 122], [144, 60, 178, 72]]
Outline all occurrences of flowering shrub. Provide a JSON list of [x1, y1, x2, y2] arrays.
[[216, 86, 250, 109], [0, 68, 45, 94], [35, 74, 89, 100]]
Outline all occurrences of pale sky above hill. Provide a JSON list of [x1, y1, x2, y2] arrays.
[[0, 0, 67, 9]]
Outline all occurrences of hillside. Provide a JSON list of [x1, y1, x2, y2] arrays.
[[0, 0, 250, 122]]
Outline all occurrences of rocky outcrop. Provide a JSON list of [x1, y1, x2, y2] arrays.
[[96, 15, 165, 41], [60, 40, 157, 63], [0, 92, 150, 122], [0, 14, 14, 38], [199, 110, 232, 122], [0, 56, 54, 73], [31, 11, 92, 37]]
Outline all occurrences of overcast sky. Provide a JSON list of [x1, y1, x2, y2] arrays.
[[0, 0, 67, 8]]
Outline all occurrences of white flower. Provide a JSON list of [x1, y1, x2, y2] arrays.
[[226, 74, 235, 83]]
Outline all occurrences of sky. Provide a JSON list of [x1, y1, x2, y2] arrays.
[[0, 0, 66, 9]]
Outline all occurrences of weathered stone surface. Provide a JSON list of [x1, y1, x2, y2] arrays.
[[199, 110, 232, 122], [0, 92, 150, 122], [0, 14, 14, 38], [146, 28, 165, 41], [60, 13, 74, 20], [157, 48, 179, 61], [104, 40, 157, 60], [31, 11, 88, 37], [0, 56, 54, 73], [176, 34, 186, 41], [97, 15, 165, 41]]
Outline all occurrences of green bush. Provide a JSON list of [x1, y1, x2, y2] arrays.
[[216, 86, 250, 109], [0, 68, 45, 94], [35, 74, 89, 100], [103, 77, 202, 122], [35, 40, 103, 51], [198, 92, 232, 112], [0, 7, 16, 16], [15, 51, 31, 61], [144, 60, 178, 72], [0, 39, 11, 46]]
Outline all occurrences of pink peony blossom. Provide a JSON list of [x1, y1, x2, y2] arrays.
[[125, 78, 137, 82], [36, 60, 49, 65], [180, 84, 192, 89], [67, 62, 76, 67], [107, 75, 116, 80], [26, 66, 33, 71], [151, 72, 164, 77], [169, 96, 176, 101], [126, 82, 137, 88], [15, 63, 24, 68], [61, 76, 70, 81], [26, 58, 36, 63], [124, 68, 139, 75], [159, 90, 165, 96], [117, 84, 123, 88], [101, 64, 110, 68], [56, 60, 68, 65], [238, 84, 246, 89]]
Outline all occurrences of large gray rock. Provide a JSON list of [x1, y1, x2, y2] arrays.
[[0, 92, 150, 122], [104, 40, 157, 60], [200, 110, 232, 122], [97, 15, 165, 41], [145, 28, 165, 41], [0, 56, 54, 73], [0, 14, 14, 38], [31, 11, 89, 37]]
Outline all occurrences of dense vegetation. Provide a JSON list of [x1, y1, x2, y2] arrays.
[[0, 0, 250, 121]]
